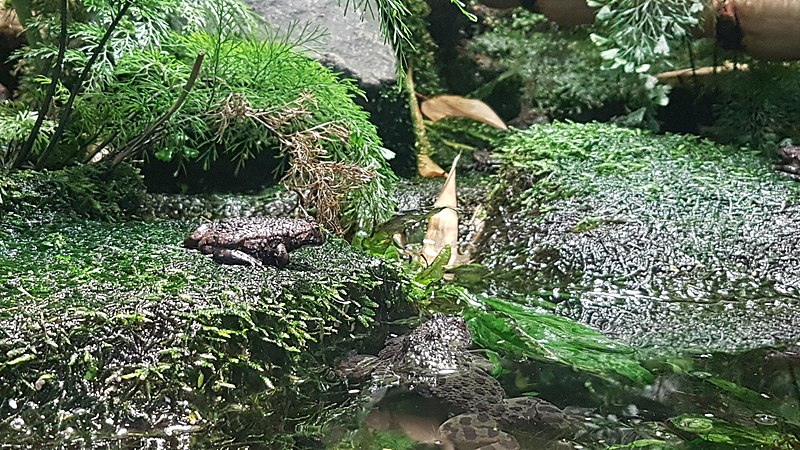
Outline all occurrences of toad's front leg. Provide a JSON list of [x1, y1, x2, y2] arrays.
[[272, 242, 289, 268]]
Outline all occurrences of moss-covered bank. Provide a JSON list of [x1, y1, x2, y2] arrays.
[[479, 122, 800, 354], [0, 164, 146, 222], [0, 168, 410, 447]]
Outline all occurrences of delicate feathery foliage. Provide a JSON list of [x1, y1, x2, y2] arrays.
[[15, 0, 259, 93], [588, 0, 707, 71], [68, 30, 396, 232]]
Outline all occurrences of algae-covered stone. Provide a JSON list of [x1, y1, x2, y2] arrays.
[[0, 214, 409, 446], [0, 164, 146, 222], [479, 122, 800, 354]]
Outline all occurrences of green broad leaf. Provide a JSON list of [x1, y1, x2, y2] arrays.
[[4, 353, 35, 366], [705, 377, 800, 427], [465, 296, 653, 384], [414, 246, 451, 286], [672, 414, 799, 448], [448, 263, 491, 286], [607, 439, 669, 449], [707, 377, 766, 404]]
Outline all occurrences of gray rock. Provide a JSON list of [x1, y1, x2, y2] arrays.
[[243, 0, 397, 87]]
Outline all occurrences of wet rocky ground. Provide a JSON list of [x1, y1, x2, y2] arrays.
[[337, 122, 800, 449], [477, 122, 800, 355], [3, 121, 800, 448], [0, 208, 409, 447]]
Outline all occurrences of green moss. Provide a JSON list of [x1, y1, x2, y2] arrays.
[[0, 163, 146, 222], [481, 122, 800, 354], [401, 0, 444, 95], [571, 216, 603, 233], [0, 215, 409, 446], [493, 121, 793, 209], [703, 62, 800, 150]]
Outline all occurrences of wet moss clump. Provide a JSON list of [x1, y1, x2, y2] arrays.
[[400, 0, 445, 95], [0, 214, 410, 447], [480, 122, 800, 354], [0, 163, 146, 222]]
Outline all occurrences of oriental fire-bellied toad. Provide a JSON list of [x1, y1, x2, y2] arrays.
[[184, 217, 325, 268], [775, 141, 800, 180], [337, 315, 576, 449]]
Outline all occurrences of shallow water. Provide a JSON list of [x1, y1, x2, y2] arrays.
[[3, 140, 800, 449], [357, 129, 800, 449], [335, 340, 800, 449]]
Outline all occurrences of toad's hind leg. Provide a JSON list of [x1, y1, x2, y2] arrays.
[[438, 413, 519, 450], [211, 248, 263, 267]]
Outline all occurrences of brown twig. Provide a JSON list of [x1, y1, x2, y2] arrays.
[[210, 93, 375, 233], [110, 52, 206, 167]]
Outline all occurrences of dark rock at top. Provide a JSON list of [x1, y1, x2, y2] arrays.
[[243, 0, 397, 88], [243, 0, 416, 177]]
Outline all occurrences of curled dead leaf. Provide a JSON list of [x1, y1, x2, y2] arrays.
[[419, 154, 461, 267], [420, 95, 508, 130], [417, 151, 446, 178]]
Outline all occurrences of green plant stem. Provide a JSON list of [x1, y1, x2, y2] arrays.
[[110, 52, 206, 167], [36, 0, 134, 170], [15, 0, 67, 169], [405, 67, 434, 158]]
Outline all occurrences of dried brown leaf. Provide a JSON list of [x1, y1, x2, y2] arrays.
[[420, 95, 508, 130]]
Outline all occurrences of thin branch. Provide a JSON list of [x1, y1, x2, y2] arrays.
[[36, 0, 135, 170], [15, 0, 68, 169], [110, 52, 206, 167], [82, 110, 138, 164], [211, 93, 374, 232]]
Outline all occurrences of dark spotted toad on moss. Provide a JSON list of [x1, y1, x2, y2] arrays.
[[184, 217, 325, 268]]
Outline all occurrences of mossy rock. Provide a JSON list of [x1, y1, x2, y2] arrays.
[[479, 122, 800, 354], [0, 213, 410, 446], [0, 164, 146, 222]]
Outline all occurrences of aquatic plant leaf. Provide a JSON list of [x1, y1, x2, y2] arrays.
[[448, 263, 491, 286], [415, 246, 451, 286], [420, 95, 508, 130], [607, 439, 670, 449], [671, 414, 799, 448], [465, 296, 653, 384], [706, 377, 800, 427]]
